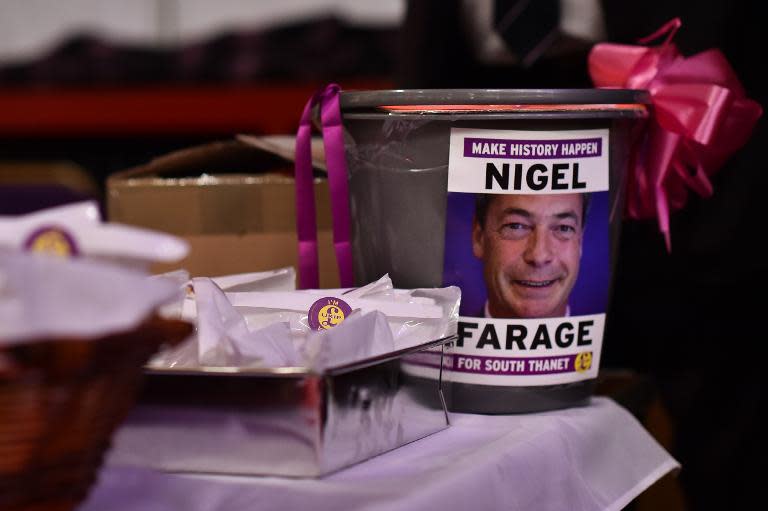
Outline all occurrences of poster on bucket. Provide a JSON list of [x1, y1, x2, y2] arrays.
[[438, 128, 610, 386]]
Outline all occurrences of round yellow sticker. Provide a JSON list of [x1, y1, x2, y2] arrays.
[[308, 297, 353, 330]]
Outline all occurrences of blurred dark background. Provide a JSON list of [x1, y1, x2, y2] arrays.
[[1, 1, 763, 509], [0, 1, 401, 204]]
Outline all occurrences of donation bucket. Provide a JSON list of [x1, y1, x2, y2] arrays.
[[338, 89, 650, 413]]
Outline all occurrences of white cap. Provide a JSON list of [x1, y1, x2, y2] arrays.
[[0, 201, 188, 265]]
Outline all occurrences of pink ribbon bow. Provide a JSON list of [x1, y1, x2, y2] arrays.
[[588, 18, 763, 250]]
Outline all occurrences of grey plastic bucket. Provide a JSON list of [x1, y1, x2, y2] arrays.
[[340, 89, 649, 414]]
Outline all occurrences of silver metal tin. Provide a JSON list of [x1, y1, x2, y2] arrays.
[[107, 336, 455, 477]]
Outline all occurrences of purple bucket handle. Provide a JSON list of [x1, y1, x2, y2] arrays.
[[294, 84, 354, 289]]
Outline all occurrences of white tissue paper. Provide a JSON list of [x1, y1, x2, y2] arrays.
[[150, 273, 459, 371], [0, 201, 188, 269], [0, 251, 182, 345], [149, 267, 298, 367]]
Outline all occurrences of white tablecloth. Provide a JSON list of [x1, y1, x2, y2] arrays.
[[80, 397, 678, 511]]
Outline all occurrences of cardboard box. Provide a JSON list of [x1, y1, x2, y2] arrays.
[[107, 136, 339, 287]]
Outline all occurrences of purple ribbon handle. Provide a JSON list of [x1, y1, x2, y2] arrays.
[[294, 84, 354, 289]]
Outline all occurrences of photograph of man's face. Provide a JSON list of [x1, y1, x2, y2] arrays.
[[472, 193, 586, 319]]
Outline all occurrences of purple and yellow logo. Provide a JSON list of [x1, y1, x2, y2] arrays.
[[23, 226, 80, 258], [308, 297, 352, 331]]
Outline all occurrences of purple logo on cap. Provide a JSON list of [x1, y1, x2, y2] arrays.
[[308, 297, 352, 330], [23, 226, 80, 258]]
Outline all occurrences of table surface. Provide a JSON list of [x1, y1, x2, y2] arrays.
[[81, 397, 678, 511]]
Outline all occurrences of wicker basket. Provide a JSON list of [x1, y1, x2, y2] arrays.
[[0, 316, 192, 511]]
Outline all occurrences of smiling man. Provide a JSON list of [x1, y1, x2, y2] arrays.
[[472, 193, 588, 318]]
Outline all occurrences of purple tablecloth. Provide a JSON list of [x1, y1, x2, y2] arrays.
[[81, 397, 678, 511]]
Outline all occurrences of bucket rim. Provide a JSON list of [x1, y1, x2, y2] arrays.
[[340, 88, 651, 110]]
